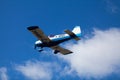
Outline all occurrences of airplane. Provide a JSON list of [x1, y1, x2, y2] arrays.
[[27, 26, 81, 55]]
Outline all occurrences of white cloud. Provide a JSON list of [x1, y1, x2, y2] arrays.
[[14, 27, 120, 79], [15, 61, 53, 80], [60, 28, 120, 78], [0, 67, 8, 80]]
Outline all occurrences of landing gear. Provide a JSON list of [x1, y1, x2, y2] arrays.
[[35, 46, 43, 52], [38, 49, 43, 52], [54, 50, 59, 54], [38, 47, 43, 52]]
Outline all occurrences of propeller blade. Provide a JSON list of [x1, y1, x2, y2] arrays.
[[34, 44, 36, 49]]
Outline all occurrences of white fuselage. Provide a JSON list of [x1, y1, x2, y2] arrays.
[[35, 33, 70, 47]]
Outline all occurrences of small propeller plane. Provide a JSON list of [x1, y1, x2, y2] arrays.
[[27, 26, 81, 55]]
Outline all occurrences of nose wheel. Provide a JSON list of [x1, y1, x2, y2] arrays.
[[35, 46, 43, 52], [54, 50, 59, 54]]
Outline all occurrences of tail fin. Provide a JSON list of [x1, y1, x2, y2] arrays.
[[64, 26, 81, 41], [72, 26, 81, 37]]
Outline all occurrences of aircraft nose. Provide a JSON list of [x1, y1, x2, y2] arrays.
[[35, 41, 38, 44], [35, 40, 42, 45], [34, 41, 41, 49]]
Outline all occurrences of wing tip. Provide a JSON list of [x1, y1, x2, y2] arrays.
[[63, 51, 73, 55], [27, 26, 39, 30]]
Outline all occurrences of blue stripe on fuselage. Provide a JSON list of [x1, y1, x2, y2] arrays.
[[51, 33, 81, 41], [51, 35, 70, 41]]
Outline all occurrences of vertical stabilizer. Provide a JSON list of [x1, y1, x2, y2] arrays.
[[72, 26, 81, 36], [64, 26, 81, 41]]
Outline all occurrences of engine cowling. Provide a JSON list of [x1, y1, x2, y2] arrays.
[[34, 40, 42, 49], [35, 40, 42, 44]]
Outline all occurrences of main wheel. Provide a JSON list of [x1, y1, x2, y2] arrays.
[[54, 50, 59, 54]]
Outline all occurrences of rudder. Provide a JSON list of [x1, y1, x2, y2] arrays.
[[72, 26, 81, 37]]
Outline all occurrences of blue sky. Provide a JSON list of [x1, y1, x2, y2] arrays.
[[0, 0, 120, 80]]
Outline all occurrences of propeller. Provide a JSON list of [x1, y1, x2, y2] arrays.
[[34, 44, 43, 52], [34, 44, 37, 49]]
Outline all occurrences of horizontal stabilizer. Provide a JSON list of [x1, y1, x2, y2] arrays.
[[64, 30, 80, 41]]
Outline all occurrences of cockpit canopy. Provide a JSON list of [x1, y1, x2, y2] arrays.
[[48, 34, 55, 37]]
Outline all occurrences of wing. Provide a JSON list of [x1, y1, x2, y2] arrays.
[[51, 45, 73, 55], [27, 26, 51, 43]]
